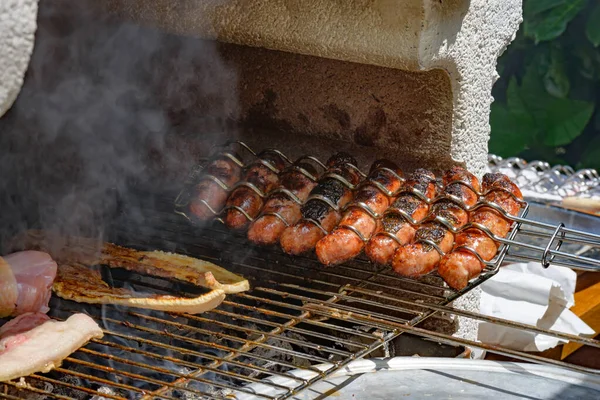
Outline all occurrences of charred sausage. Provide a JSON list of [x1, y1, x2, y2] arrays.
[[189, 154, 243, 220], [438, 173, 522, 290], [224, 151, 286, 230], [316, 160, 403, 266], [392, 166, 481, 277], [247, 161, 319, 245], [280, 152, 362, 255], [365, 169, 437, 265]]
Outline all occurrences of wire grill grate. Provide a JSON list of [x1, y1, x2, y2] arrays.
[[4, 147, 600, 399]]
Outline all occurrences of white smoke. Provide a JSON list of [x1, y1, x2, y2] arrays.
[[0, 0, 239, 247]]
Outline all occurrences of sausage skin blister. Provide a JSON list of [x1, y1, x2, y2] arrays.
[[280, 153, 362, 256], [365, 169, 437, 265], [247, 161, 320, 245], [438, 173, 523, 290], [392, 166, 481, 277], [224, 151, 287, 230], [315, 160, 403, 266], [189, 153, 244, 221]]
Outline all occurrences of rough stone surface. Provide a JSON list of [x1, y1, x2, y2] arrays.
[[164, 42, 456, 173], [0, 0, 38, 118], [104, 0, 523, 177]]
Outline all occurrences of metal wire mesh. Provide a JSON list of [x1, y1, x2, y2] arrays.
[[4, 144, 600, 399]]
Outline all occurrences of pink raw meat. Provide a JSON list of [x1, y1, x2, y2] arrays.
[[3, 251, 57, 316]]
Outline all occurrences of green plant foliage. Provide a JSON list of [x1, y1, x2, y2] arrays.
[[491, 0, 600, 170]]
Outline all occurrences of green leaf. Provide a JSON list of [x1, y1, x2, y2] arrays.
[[541, 99, 594, 146], [586, 3, 600, 47], [543, 45, 570, 97], [523, 0, 587, 43], [580, 135, 600, 171], [524, 0, 572, 17], [489, 102, 536, 157], [501, 63, 595, 148]]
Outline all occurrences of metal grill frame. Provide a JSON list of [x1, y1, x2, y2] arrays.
[[3, 144, 600, 400]]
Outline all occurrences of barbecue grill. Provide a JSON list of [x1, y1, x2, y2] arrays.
[[4, 141, 600, 400], [2, 1, 600, 399]]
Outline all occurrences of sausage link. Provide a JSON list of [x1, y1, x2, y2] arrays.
[[247, 162, 319, 245], [438, 173, 522, 290], [189, 154, 243, 220], [280, 152, 361, 255], [392, 166, 481, 277], [316, 160, 403, 266], [365, 169, 436, 265], [225, 151, 286, 230]]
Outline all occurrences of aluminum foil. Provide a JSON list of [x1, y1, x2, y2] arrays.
[[487, 154, 600, 203]]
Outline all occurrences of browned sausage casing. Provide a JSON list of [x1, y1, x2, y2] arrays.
[[247, 162, 319, 245], [280, 153, 362, 255], [392, 166, 481, 277], [365, 169, 437, 265], [315, 160, 403, 266], [438, 173, 522, 290], [224, 151, 286, 230], [189, 154, 243, 220]]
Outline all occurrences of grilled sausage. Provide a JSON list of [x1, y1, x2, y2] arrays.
[[438, 173, 522, 290], [315, 160, 403, 266], [392, 166, 481, 277], [280, 152, 362, 255], [224, 151, 286, 230], [247, 161, 319, 245], [189, 154, 243, 220], [365, 169, 437, 265]]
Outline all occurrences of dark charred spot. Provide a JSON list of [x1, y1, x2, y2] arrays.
[[415, 224, 447, 249], [302, 199, 334, 221], [482, 172, 508, 188], [406, 169, 436, 195], [413, 168, 436, 180], [281, 170, 313, 192], [302, 178, 348, 221], [432, 200, 462, 225], [392, 194, 421, 215], [444, 182, 471, 198], [309, 178, 345, 202], [382, 214, 406, 233], [328, 165, 362, 185], [326, 152, 357, 169]]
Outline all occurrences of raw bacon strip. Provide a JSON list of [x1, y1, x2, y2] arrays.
[[316, 160, 403, 266], [280, 153, 362, 255], [5, 251, 57, 316], [248, 161, 319, 245], [189, 153, 244, 220], [225, 150, 287, 230], [365, 169, 437, 265], [0, 258, 17, 318], [0, 251, 57, 318], [0, 312, 103, 382], [438, 173, 522, 290], [392, 166, 481, 277]]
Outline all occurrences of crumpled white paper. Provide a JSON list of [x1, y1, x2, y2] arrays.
[[478, 262, 595, 352]]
